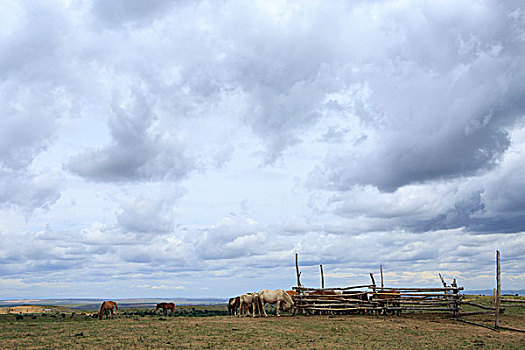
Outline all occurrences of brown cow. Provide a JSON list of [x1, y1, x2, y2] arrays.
[[306, 290, 340, 315], [342, 290, 370, 315], [285, 290, 298, 298], [308, 289, 339, 296], [371, 290, 401, 315], [342, 290, 369, 301]]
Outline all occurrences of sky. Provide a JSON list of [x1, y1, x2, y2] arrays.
[[0, 0, 524, 299]]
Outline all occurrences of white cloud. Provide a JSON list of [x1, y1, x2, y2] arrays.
[[0, 0, 524, 298]]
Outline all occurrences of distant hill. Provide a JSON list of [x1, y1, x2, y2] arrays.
[[0, 305, 80, 315], [463, 290, 524, 296], [0, 297, 227, 310], [2, 291, 523, 309]]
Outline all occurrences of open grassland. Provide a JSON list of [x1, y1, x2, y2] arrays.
[[0, 296, 523, 349], [460, 294, 525, 331], [1, 311, 524, 349]]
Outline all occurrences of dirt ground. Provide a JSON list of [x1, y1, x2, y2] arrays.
[[1, 312, 524, 349]]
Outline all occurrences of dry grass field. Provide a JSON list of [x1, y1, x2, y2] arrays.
[[0, 305, 79, 315], [1, 309, 524, 349]]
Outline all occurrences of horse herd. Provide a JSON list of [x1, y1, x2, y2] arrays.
[[228, 288, 401, 317], [228, 289, 294, 318], [98, 301, 175, 319], [98, 288, 401, 320]]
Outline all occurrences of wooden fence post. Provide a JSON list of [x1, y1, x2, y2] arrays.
[[370, 273, 376, 293], [296, 253, 302, 287], [495, 250, 501, 329], [320, 264, 325, 289], [439, 273, 447, 289], [380, 265, 384, 288], [452, 278, 458, 318]]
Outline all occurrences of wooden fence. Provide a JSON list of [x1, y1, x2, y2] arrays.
[[292, 251, 523, 332], [455, 251, 525, 332], [291, 285, 463, 316]]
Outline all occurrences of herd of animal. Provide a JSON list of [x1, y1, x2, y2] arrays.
[[228, 288, 401, 317], [98, 301, 176, 319], [98, 288, 401, 320], [228, 289, 295, 317]]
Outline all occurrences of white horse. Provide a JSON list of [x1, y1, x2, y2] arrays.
[[257, 289, 294, 317], [239, 293, 259, 317]]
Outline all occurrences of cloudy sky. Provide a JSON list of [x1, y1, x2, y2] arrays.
[[1, 0, 524, 299]]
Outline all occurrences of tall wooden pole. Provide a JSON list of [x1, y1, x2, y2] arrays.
[[320, 264, 324, 289], [380, 265, 384, 288], [495, 250, 501, 329], [295, 253, 301, 287]]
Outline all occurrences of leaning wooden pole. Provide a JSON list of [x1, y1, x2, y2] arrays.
[[295, 253, 302, 287], [438, 273, 447, 288], [439, 273, 449, 295], [370, 273, 376, 293], [320, 264, 324, 289], [380, 265, 384, 288], [495, 250, 501, 329]]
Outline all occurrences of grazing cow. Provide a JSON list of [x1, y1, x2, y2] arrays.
[[371, 290, 401, 315], [285, 290, 298, 298], [342, 290, 369, 301], [257, 289, 294, 317], [239, 293, 259, 317], [342, 291, 370, 315], [99, 301, 118, 320], [228, 297, 240, 316], [308, 289, 339, 296], [156, 302, 175, 316], [304, 290, 341, 315]]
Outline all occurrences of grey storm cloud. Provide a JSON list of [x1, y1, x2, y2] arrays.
[[314, 3, 525, 192], [68, 89, 195, 182], [325, 124, 525, 234], [66, 0, 525, 188], [91, 0, 176, 26]]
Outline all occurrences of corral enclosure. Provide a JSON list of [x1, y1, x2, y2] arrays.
[[0, 296, 524, 349], [2, 252, 523, 348], [289, 251, 525, 333], [0, 299, 524, 350]]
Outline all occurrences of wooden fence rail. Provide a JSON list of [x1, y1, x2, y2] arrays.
[[290, 251, 522, 332], [292, 285, 462, 316], [501, 299, 525, 304]]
